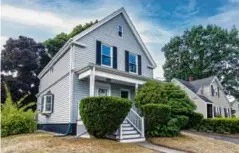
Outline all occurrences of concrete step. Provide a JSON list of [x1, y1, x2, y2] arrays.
[[122, 127, 134, 131], [123, 130, 138, 135], [122, 134, 141, 139]]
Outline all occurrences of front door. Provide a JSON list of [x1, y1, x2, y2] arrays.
[[207, 104, 213, 118]]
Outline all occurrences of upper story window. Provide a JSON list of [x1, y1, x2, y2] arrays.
[[118, 25, 123, 37], [101, 44, 112, 67], [211, 85, 215, 96], [129, 53, 137, 73]]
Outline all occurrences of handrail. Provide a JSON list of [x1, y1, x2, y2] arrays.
[[126, 108, 144, 137]]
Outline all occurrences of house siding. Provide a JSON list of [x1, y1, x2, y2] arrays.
[[37, 75, 70, 124], [172, 79, 207, 118], [39, 50, 70, 92], [202, 80, 231, 117], [74, 14, 153, 78]]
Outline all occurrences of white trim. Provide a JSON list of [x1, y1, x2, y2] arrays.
[[120, 88, 131, 100], [89, 67, 95, 96], [41, 95, 53, 114], [78, 70, 91, 80], [95, 70, 145, 85], [72, 7, 156, 68]]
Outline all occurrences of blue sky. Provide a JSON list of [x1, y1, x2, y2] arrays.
[[1, 0, 239, 79]]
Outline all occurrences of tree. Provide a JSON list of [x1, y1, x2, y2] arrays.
[[44, 20, 98, 57], [1, 36, 51, 107], [162, 25, 239, 99]]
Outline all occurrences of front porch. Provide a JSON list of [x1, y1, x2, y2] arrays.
[[76, 64, 148, 142]]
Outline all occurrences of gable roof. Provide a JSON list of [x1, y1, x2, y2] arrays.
[[38, 7, 157, 78], [72, 7, 156, 68], [174, 76, 218, 103]]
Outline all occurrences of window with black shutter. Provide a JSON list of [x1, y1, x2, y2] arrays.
[[211, 85, 214, 96]]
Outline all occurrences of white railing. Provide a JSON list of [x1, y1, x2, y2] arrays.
[[126, 108, 145, 137]]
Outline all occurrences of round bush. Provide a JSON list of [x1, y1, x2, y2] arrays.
[[141, 104, 171, 133], [80, 96, 131, 138]]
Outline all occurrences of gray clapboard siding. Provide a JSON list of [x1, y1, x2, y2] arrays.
[[39, 50, 70, 92], [74, 14, 153, 78], [72, 75, 89, 122], [37, 75, 70, 124]]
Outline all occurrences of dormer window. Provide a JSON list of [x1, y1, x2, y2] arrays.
[[118, 25, 123, 37], [101, 44, 112, 67]]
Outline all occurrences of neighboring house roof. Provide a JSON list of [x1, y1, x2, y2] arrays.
[[174, 76, 217, 103], [38, 7, 157, 79]]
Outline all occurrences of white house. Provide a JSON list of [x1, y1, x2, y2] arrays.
[[36, 7, 156, 143], [172, 76, 231, 118], [230, 99, 239, 117]]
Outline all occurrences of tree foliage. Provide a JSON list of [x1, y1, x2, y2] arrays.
[[162, 25, 239, 99], [44, 20, 98, 57], [1, 36, 51, 107]]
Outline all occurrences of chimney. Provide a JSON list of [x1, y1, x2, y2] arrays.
[[188, 76, 193, 82]]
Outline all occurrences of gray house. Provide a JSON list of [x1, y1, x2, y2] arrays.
[[36, 7, 156, 143], [172, 76, 231, 118]]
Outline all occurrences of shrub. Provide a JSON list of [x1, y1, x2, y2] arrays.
[[198, 118, 239, 134], [80, 96, 131, 138], [149, 118, 180, 137], [135, 80, 196, 137], [186, 112, 204, 129], [1, 83, 36, 137], [141, 104, 171, 132]]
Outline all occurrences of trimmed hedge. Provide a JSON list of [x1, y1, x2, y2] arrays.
[[141, 104, 171, 133], [186, 112, 204, 129], [198, 118, 239, 134], [80, 96, 131, 138]]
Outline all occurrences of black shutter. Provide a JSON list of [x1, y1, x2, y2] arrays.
[[113, 46, 117, 69], [51, 94, 54, 113], [125, 50, 129, 72], [96, 41, 101, 65], [138, 55, 142, 75], [217, 87, 220, 97]]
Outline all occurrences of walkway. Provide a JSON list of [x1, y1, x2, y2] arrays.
[[138, 141, 185, 153], [182, 131, 239, 144]]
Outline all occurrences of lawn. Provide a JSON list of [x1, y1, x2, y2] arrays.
[[149, 132, 239, 153], [1, 132, 158, 153]]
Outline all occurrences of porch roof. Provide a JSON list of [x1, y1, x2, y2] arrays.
[[75, 63, 154, 85]]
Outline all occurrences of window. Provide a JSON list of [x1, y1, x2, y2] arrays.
[[121, 89, 130, 99], [41, 92, 54, 114], [97, 88, 108, 96], [211, 85, 215, 96], [118, 25, 123, 37], [129, 53, 137, 73], [101, 44, 112, 67]]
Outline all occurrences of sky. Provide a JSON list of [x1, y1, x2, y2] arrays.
[[1, 0, 239, 79]]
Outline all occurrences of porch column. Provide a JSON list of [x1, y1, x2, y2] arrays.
[[89, 67, 95, 96], [135, 83, 139, 95]]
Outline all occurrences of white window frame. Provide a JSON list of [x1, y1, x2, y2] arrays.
[[118, 25, 123, 37], [128, 52, 138, 74], [120, 88, 131, 100], [95, 82, 111, 96], [41, 94, 53, 114], [101, 44, 113, 68]]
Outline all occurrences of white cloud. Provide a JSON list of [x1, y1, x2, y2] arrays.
[[0, 4, 97, 33], [1, 36, 9, 50]]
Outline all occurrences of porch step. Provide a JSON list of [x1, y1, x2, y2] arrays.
[[123, 130, 138, 135], [120, 137, 145, 143], [122, 134, 141, 139], [122, 123, 131, 127], [122, 127, 134, 131]]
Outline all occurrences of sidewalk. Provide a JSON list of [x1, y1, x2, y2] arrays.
[[138, 141, 185, 153]]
